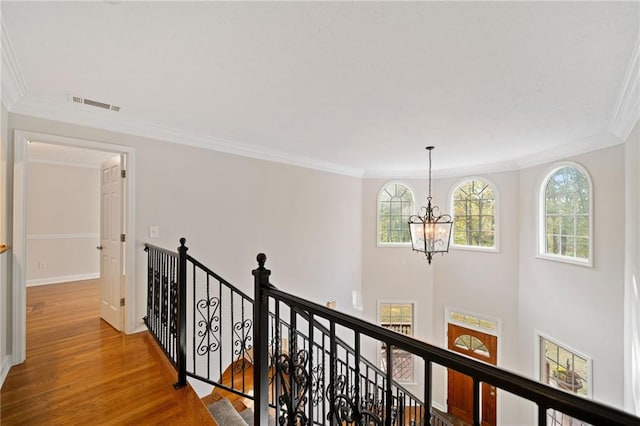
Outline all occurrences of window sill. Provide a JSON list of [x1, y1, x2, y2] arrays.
[[536, 253, 592, 268], [377, 242, 412, 248], [394, 380, 417, 386], [451, 245, 498, 253]]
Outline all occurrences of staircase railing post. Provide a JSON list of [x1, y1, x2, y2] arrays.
[[253, 253, 271, 426], [174, 237, 188, 389]]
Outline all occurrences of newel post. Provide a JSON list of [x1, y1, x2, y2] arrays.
[[174, 237, 188, 389], [253, 253, 271, 426]]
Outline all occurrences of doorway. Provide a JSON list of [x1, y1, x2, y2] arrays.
[[447, 323, 498, 426], [12, 130, 136, 364]]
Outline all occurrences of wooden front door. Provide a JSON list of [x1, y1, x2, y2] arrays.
[[447, 323, 497, 426]]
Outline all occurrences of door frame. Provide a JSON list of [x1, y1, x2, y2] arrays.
[[12, 130, 136, 364], [444, 307, 502, 425]]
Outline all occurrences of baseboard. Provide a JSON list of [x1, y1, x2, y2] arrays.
[[27, 273, 100, 287], [432, 401, 446, 413], [0, 354, 13, 388], [132, 324, 149, 334]]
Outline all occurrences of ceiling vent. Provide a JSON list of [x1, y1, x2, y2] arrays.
[[69, 94, 120, 112]]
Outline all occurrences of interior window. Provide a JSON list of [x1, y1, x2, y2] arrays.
[[379, 302, 415, 383], [539, 164, 592, 265], [378, 182, 414, 245], [451, 178, 497, 249]]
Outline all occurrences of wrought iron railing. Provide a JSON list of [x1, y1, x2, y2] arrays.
[[252, 253, 640, 426], [144, 239, 254, 400], [265, 303, 425, 425], [144, 239, 421, 423], [145, 239, 640, 426]]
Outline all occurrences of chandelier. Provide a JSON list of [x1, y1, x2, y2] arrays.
[[408, 146, 453, 264]]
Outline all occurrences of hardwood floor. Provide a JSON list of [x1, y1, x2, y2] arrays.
[[0, 280, 214, 425]]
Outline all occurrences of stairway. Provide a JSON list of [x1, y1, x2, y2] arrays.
[[145, 241, 426, 425], [201, 358, 277, 425]]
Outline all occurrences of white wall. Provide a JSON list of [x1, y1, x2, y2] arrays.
[[7, 112, 364, 338], [433, 170, 521, 425], [361, 172, 522, 422], [25, 161, 100, 285], [362, 145, 628, 424], [361, 178, 435, 400], [518, 145, 626, 419], [624, 120, 640, 415]]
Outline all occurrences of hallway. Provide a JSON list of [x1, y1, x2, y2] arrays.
[[0, 280, 212, 424]]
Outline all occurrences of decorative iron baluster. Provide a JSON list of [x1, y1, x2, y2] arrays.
[[233, 317, 253, 359], [327, 374, 382, 425], [277, 349, 311, 425], [311, 364, 325, 406], [169, 275, 178, 336], [195, 296, 221, 355], [146, 264, 153, 323], [153, 270, 161, 330], [161, 274, 169, 327]]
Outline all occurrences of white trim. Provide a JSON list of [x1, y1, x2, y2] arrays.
[[534, 330, 594, 399], [8, 96, 364, 178], [376, 181, 415, 247], [365, 159, 520, 180], [448, 176, 499, 253], [12, 131, 137, 368], [28, 158, 100, 169], [27, 233, 99, 240], [450, 244, 497, 254], [27, 273, 100, 287], [536, 161, 594, 268], [445, 306, 502, 338], [12, 133, 27, 364], [535, 253, 591, 267], [431, 401, 447, 414], [515, 132, 622, 170], [0, 19, 27, 109], [610, 36, 640, 141], [0, 354, 13, 388], [376, 241, 412, 248], [363, 133, 623, 179]]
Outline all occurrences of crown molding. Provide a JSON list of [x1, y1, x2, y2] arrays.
[[363, 159, 520, 180], [609, 36, 640, 141], [10, 96, 365, 178], [515, 132, 623, 170], [10, 95, 626, 181], [364, 132, 623, 180], [1, 20, 27, 109]]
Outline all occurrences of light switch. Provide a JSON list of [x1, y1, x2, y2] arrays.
[[149, 226, 160, 238]]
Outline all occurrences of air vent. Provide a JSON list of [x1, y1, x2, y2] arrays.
[[69, 94, 120, 112]]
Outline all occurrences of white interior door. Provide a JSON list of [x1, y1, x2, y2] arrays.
[[99, 155, 123, 331]]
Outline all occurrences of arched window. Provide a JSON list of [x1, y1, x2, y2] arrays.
[[539, 163, 592, 265], [451, 178, 497, 250], [378, 182, 414, 245]]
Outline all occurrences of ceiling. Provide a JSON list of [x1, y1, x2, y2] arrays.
[[2, 1, 638, 177]]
